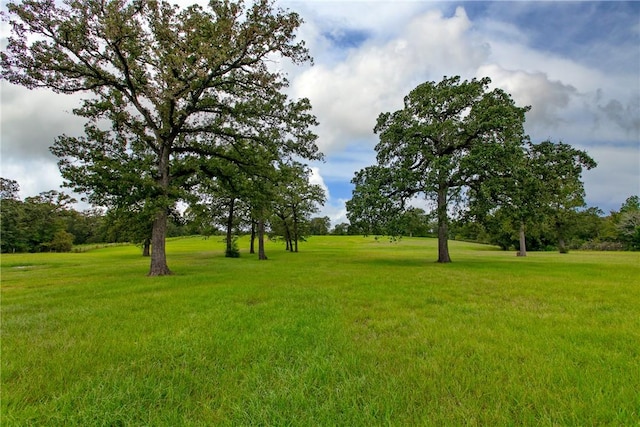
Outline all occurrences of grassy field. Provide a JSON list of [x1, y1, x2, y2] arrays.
[[1, 236, 639, 426]]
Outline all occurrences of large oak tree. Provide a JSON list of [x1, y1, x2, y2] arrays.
[[347, 76, 529, 263], [2, 0, 320, 275]]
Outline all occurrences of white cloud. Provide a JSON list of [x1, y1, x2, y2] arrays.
[[1, 82, 86, 160], [283, 0, 432, 45], [292, 6, 489, 154], [0, 158, 65, 200], [477, 65, 578, 131], [475, 64, 640, 147], [308, 166, 349, 226], [592, 92, 640, 140], [309, 166, 330, 200], [0, 82, 88, 206], [318, 198, 349, 226], [583, 145, 640, 211]]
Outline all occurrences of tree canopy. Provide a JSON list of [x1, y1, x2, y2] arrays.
[[525, 140, 597, 253], [468, 139, 597, 255]]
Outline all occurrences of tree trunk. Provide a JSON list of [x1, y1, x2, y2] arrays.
[[283, 220, 291, 251], [250, 220, 256, 254], [149, 209, 172, 275], [225, 198, 235, 257], [558, 236, 568, 254], [556, 218, 568, 253], [292, 210, 299, 253], [436, 185, 451, 263], [517, 221, 527, 257], [148, 145, 172, 276], [258, 218, 268, 260], [142, 237, 151, 257], [281, 216, 292, 251]]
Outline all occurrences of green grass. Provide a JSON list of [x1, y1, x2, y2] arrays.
[[2, 236, 639, 426]]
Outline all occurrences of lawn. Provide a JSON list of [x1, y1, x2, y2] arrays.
[[1, 236, 639, 426]]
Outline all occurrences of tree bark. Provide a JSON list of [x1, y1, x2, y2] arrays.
[[149, 209, 172, 275], [517, 221, 527, 257], [148, 145, 172, 276], [436, 185, 451, 263], [283, 220, 292, 251], [225, 198, 235, 257], [142, 237, 151, 257], [258, 218, 268, 260], [556, 218, 568, 253], [250, 220, 256, 254], [558, 237, 568, 254], [292, 209, 299, 253]]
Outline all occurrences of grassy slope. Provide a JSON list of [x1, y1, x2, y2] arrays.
[[1, 236, 639, 426]]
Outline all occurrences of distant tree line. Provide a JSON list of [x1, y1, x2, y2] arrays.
[[337, 198, 639, 252], [453, 195, 640, 252], [3, 176, 636, 254], [0, 176, 325, 255]]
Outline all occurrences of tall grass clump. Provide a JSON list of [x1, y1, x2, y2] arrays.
[[2, 236, 639, 425]]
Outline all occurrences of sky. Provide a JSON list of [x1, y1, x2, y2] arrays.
[[1, 1, 639, 226]]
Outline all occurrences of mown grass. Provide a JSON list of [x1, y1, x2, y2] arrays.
[[1, 236, 639, 426]]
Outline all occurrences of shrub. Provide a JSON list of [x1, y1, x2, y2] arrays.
[[49, 230, 75, 252], [225, 238, 240, 258], [580, 240, 625, 251]]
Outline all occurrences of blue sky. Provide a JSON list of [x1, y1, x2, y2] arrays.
[[1, 1, 639, 225]]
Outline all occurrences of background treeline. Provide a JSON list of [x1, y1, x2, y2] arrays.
[[339, 197, 639, 252], [0, 175, 324, 254], [2, 177, 637, 253], [454, 198, 640, 252]]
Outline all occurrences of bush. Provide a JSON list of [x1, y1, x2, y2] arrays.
[[225, 237, 240, 258], [580, 240, 625, 251], [49, 230, 75, 252], [225, 247, 240, 258]]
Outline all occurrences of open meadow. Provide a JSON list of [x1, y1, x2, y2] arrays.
[[1, 236, 639, 426]]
